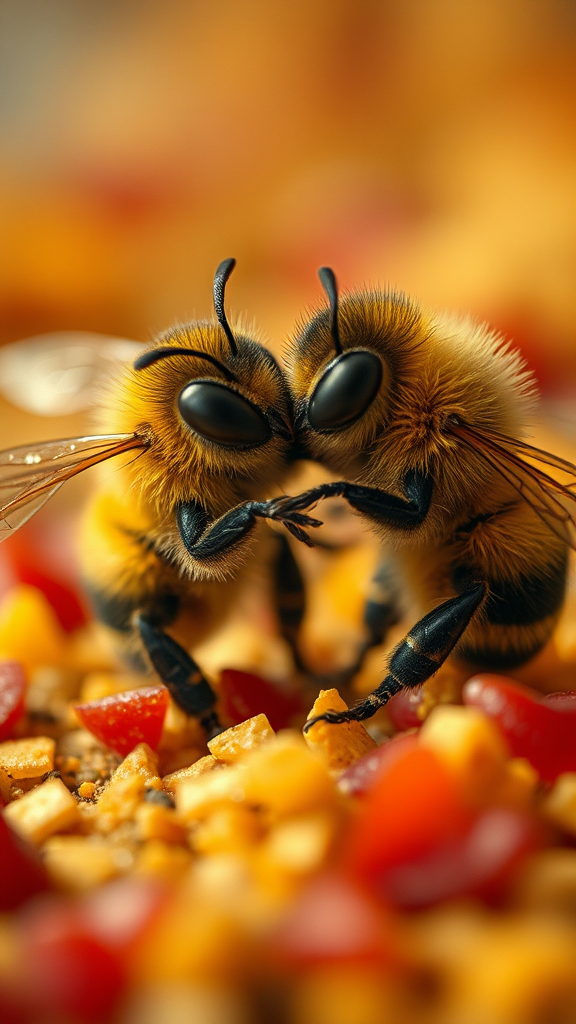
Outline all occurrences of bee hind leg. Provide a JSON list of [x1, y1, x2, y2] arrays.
[[136, 615, 222, 737], [303, 582, 486, 730]]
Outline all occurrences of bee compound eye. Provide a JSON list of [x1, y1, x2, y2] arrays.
[[178, 381, 271, 448], [307, 350, 383, 431]]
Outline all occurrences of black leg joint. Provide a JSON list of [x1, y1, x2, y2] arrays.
[[303, 582, 487, 731], [278, 470, 433, 532], [137, 616, 220, 732]]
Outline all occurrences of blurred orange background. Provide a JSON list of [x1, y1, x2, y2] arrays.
[[1, 0, 575, 394]]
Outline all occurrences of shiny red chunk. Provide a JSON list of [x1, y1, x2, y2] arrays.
[[0, 817, 51, 911], [275, 872, 397, 967], [4, 531, 87, 632], [18, 900, 125, 1022], [0, 661, 26, 741], [82, 876, 168, 954], [347, 744, 471, 882], [386, 687, 424, 731], [219, 667, 303, 730], [379, 808, 537, 908], [75, 685, 169, 757], [339, 732, 419, 797], [463, 675, 576, 782]]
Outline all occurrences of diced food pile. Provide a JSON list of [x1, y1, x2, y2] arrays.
[[2, 584, 576, 1024]]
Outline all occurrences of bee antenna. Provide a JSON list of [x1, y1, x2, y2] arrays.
[[133, 347, 238, 382], [213, 258, 238, 357], [318, 266, 342, 356]]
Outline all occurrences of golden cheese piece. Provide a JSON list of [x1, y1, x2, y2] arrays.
[[303, 689, 376, 775], [163, 754, 222, 795], [207, 714, 275, 763], [0, 736, 55, 779], [3, 777, 80, 844], [42, 836, 125, 891], [95, 742, 162, 833]]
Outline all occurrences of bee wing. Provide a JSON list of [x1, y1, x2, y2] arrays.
[[0, 333, 144, 416], [0, 433, 147, 541], [450, 422, 576, 551]]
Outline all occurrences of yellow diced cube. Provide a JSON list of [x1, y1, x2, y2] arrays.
[[111, 742, 162, 789], [241, 732, 335, 818], [493, 757, 539, 811], [95, 774, 145, 834], [192, 805, 262, 855], [134, 839, 192, 879], [176, 765, 246, 823], [0, 736, 55, 779], [95, 743, 162, 833], [419, 704, 509, 802], [293, 966, 393, 1024], [0, 586, 66, 671], [304, 689, 376, 775], [261, 812, 335, 874], [543, 773, 576, 835], [3, 777, 80, 844], [207, 714, 275, 763], [42, 835, 124, 890], [135, 802, 188, 844], [513, 849, 576, 913], [163, 754, 222, 795]]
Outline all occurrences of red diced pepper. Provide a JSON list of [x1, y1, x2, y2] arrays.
[[219, 667, 303, 730], [4, 531, 87, 632], [0, 661, 26, 741], [386, 687, 425, 732], [339, 732, 419, 797], [379, 808, 537, 908], [0, 817, 51, 911], [75, 685, 169, 757], [347, 744, 471, 882], [274, 871, 398, 968], [18, 899, 126, 1023], [82, 876, 168, 954], [463, 675, 576, 782]]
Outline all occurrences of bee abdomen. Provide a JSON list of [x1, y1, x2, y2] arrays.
[[453, 550, 567, 628], [452, 549, 568, 669]]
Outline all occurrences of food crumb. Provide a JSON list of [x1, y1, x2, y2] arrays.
[[78, 781, 96, 799]]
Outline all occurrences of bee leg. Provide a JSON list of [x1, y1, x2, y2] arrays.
[[177, 498, 322, 562], [136, 615, 222, 737], [303, 582, 486, 730], [276, 470, 433, 530], [273, 534, 308, 672]]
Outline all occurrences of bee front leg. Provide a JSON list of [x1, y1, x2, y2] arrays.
[[303, 583, 486, 730], [177, 498, 322, 563], [275, 469, 433, 531]]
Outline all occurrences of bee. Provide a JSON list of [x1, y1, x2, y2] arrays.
[[284, 268, 576, 729], [0, 259, 319, 734]]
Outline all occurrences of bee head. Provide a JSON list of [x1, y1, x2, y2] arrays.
[[105, 259, 294, 518], [286, 268, 422, 475]]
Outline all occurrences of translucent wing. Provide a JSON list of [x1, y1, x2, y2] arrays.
[[0, 333, 144, 415], [448, 421, 576, 551], [0, 433, 147, 541]]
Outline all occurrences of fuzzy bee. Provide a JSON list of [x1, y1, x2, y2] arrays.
[[284, 268, 576, 729], [0, 260, 320, 734]]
